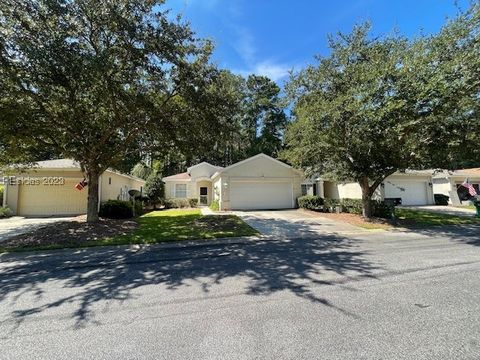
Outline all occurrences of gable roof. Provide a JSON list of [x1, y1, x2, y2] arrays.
[[433, 168, 480, 178], [457, 167, 480, 174], [162, 172, 191, 181], [27, 159, 145, 183], [35, 159, 80, 169], [212, 153, 302, 178], [187, 161, 223, 174]]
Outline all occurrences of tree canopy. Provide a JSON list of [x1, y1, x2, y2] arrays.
[[0, 0, 229, 221], [283, 3, 480, 218]]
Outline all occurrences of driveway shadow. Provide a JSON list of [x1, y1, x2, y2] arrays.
[[238, 212, 359, 238], [0, 232, 379, 328]]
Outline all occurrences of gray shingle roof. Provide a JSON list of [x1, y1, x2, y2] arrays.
[[34, 159, 80, 169]]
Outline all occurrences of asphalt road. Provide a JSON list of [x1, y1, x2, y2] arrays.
[[1, 226, 480, 359]]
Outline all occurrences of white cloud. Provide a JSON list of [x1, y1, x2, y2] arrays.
[[233, 61, 292, 82], [232, 26, 256, 64], [182, 0, 221, 10], [253, 61, 291, 81]]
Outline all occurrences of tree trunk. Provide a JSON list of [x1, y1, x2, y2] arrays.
[[86, 170, 100, 223], [359, 177, 373, 220]]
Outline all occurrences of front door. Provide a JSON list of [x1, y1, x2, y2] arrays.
[[199, 187, 208, 205]]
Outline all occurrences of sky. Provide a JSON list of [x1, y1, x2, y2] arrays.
[[167, 0, 470, 83]]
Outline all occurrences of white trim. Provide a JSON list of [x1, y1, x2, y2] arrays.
[[104, 169, 146, 183], [230, 177, 294, 183], [163, 178, 191, 182], [3, 181, 7, 208], [291, 181, 294, 208], [98, 174, 102, 212], [213, 153, 302, 177], [194, 176, 213, 182]]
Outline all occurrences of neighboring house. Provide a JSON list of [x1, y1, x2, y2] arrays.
[[164, 153, 435, 210], [3, 159, 145, 216], [163, 153, 303, 211], [322, 171, 435, 206], [433, 168, 480, 204]]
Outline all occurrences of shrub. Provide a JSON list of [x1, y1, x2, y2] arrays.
[[189, 198, 198, 207], [297, 195, 324, 210], [144, 171, 165, 206], [210, 199, 219, 211], [134, 200, 144, 216], [164, 198, 190, 209], [99, 200, 134, 219], [434, 194, 450, 206], [0, 206, 12, 218], [322, 198, 394, 218], [0, 186, 3, 206], [372, 201, 394, 219], [324, 198, 340, 211], [340, 198, 363, 214]]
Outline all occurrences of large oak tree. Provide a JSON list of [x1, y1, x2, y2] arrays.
[[0, 0, 224, 221], [283, 3, 480, 219]]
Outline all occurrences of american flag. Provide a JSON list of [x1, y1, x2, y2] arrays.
[[462, 179, 478, 197]]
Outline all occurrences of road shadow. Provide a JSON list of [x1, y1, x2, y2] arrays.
[[402, 224, 480, 246], [0, 221, 379, 328]]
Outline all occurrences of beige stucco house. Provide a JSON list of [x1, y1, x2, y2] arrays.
[[323, 171, 435, 206], [163, 153, 304, 211], [433, 168, 480, 204], [164, 154, 436, 210], [3, 159, 145, 216]]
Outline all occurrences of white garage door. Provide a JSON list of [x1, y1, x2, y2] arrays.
[[385, 180, 429, 206], [230, 181, 293, 210], [18, 179, 88, 216]]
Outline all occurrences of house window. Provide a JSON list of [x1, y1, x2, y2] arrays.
[[108, 177, 112, 185], [175, 184, 187, 198], [301, 183, 317, 196]]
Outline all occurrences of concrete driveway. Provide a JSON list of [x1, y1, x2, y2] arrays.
[[235, 209, 364, 238], [0, 216, 75, 242]]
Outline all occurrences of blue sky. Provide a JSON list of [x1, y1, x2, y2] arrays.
[[168, 0, 469, 83]]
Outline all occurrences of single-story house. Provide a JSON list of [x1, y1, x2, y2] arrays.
[[163, 153, 435, 210], [163, 153, 304, 211], [3, 159, 145, 216], [321, 171, 435, 206], [433, 168, 480, 204]]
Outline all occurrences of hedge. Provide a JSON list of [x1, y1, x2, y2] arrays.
[[164, 198, 198, 209], [0, 206, 12, 218], [306, 197, 394, 219], [297, 195, 324, 210], [99, 200, 135, 219]]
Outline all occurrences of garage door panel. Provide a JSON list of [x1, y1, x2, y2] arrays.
[[230, 181, 292, 210], [385, 181, 428, 206], [18, 179, 88, 216]]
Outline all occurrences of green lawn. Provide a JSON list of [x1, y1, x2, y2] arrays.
[[100, 209, 259, 246], [88, 209, 258, 249], [395, 208, 480, 227], [0, 209, 259, 253]]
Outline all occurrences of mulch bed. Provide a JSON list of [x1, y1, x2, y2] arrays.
[[301, 209, 394, 229], [2, 215, 138, 249]]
